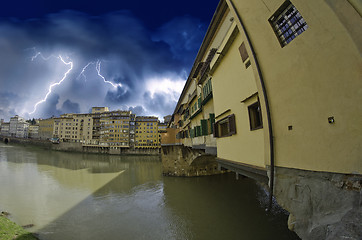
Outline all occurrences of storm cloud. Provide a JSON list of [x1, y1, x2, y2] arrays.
[[0, 10, 207, 120]]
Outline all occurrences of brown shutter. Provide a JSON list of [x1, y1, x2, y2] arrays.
[[213, 122, 219, 138], [228, 114, 236, 135], [239, 42, 249, 63]]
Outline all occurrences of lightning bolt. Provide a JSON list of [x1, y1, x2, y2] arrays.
[[96, 60, 122, 88], [28, 49, 123, 116], [77, 61, 95, 82], [29, 54, 73, 115]]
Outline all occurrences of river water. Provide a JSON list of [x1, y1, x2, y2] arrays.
[[0, 142, 300, 240]]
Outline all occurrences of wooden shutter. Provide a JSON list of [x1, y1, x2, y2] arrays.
[[190, 129, 195, 138], [201, 119, 208, 136], [239, 42, 249, 62], [213, 122, 219, 138], [228, 114, 236, 135], [209, 113, 215, 134]]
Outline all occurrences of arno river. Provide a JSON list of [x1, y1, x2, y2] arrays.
[[0, 142, 299, 240]]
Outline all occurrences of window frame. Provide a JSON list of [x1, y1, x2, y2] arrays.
[[213, 114, 236, 138], [269, 0, 308, 47], [248, 102, 263, 131]]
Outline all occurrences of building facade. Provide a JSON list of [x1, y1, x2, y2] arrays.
[[0, 122, 10, 136], [39, 118, 55, 140], [9, 115, 26, 137], [135, 116, 159, 149], [28, 125, 39, 139], [168, 0, 361, 238], [99, 111, 132, 148], [16, 121, 29, 138]]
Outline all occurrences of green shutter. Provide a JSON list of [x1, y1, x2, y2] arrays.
[[196, 126, 201, 137], [190, 129, 195, 138], [201, 119, 208, 135], [198, 97, 201, 109], [209, 113, 215, 134]]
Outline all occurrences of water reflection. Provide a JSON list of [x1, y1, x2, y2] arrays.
[[0, 143, 299, 240]]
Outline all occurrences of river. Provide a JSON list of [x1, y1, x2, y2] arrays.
[[0, 142, 300, 240]]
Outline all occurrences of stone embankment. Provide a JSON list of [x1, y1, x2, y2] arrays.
[[0, 137, 159, 155], [161, 145, 227, 177], [273, 167, 362, 240]]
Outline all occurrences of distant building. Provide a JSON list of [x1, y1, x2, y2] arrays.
[[99, 110, 132, 147], [91, 107, 109, 114], [16, 121, 29, 138], [0, 122, 10, 136], [9, 115, 26, 137], [158, 122, 168, 146], [135, 116, 159, 149], [38, 118, 55, 140], [28, 125, 39, 139], [163, 115, 172, 124]]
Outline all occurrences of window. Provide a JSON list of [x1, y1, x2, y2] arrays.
[[269, 0, 308, 47], [248, 102, 263, 130], [213, 114, 236, 138], [201, 119, 208, 136]]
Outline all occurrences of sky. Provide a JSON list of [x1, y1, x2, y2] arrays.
[[0, 0, 220, 121]]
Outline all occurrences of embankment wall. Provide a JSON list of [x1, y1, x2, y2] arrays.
[[161, 144, 226, 177], [0, 137, 159, 156]]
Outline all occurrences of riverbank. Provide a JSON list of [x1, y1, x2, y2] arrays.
[[0, 136, 160, 156], [0, 213, 38, 240]]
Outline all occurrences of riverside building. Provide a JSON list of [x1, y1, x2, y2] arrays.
[[167, 0, 362, 239], [135, 116, 159, 149]]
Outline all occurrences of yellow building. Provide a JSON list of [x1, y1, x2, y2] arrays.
[[135, 116, 159, 149], [92, 107, 109, 114], [169, 0, 361, 238], [38, 118, 55, 140], [158, 122, 168, 146], [99, 110, 133, 148]]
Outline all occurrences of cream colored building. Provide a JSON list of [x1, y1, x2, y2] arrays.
[[39, 118, 55, 140], [99, 110, 133, 147], [170, 0, 361, 238], [135, 116, 159, 149], [28, 125, 39, 139]]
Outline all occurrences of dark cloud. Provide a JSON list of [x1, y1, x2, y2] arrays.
[[61, 99, 80, 114], [37, 94, 62, 119], [128, 106, 145, 116], [143, 92, 178, 117], [0, 10, 207, 121], [105, 87, 131, 104]]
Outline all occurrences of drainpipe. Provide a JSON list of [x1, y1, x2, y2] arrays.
[[226, 0, 275, 211]]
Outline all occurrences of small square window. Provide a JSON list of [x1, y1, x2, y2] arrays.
[[269, 0, 308, 47]]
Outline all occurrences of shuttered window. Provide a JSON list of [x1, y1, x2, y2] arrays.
[[201, 119, 208, 136], [195, 126, 201, 137], [190, 128, 195, 138], [213, 114, 236, 138], [248, 102, 263, 130], [209, 113, 215, 134]]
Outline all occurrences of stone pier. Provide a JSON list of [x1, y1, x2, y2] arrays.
[[161, 144, 227, 177]]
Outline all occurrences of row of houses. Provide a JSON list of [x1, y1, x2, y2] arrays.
[[162, 0, 361, 239], [0, 107, 170, 150]]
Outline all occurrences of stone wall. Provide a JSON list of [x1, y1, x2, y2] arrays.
[[161, 145, 226, 177], [1, 137, 160, 156], [52, 142, 83, 152], [273, 167, 361, 240]]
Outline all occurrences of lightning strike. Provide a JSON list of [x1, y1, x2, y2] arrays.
[[96, 60, 123, 88], [77, 62, 95, 81], [28, 49, 122, 116], [29, 55, 73, 115]]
